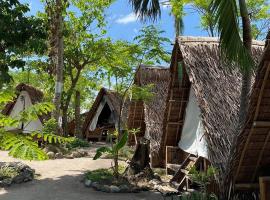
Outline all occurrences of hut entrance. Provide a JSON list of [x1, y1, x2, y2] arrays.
[[96, 103, 114, 128], [88, 102, 116, 142]]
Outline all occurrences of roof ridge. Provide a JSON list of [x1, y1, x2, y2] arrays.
[[140, 64, 168, 70], [177, 36, 265, 46]]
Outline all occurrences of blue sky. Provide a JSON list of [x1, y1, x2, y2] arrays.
[[21, 0, 208, 43]]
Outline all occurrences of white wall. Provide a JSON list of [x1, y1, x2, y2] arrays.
[[6, 91, 43, 133]]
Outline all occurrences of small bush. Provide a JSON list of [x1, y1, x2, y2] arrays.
[[0, 166, 18, 179], [85, 165, 126, 182], [66, 138, 90, 149]]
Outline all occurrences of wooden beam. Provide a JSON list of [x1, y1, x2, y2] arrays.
[[251, 63, 270, 182], [236, 63, 270, 182], [253, 121, 270, 127], [235, 183, 259, 190]]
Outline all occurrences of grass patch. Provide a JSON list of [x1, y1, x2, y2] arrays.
[[85, 165, 127, 183], [85, 168, 113, 182]]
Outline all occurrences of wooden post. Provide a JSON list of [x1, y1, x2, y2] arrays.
[[260, 177, 270, 200]]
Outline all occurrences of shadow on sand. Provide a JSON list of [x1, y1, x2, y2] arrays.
[[0, 173, 164, 200]]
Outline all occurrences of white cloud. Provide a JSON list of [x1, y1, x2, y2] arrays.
[[115, 13, 138, 24]]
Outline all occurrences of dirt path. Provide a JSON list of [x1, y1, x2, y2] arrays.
[[0, 151, 163, 200]]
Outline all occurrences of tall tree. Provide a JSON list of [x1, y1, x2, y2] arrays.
[[0, 0, 46, 88], [45, 0, 65, 131], [60, 0, 112, 135]]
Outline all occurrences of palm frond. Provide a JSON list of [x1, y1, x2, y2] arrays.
[[129, 0, 161, 21], [211, 0, 255, 72]]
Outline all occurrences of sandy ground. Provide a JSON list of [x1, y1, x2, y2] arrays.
[[0, 151, 163, 200]]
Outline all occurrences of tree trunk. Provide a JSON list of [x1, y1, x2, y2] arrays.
[[125, 138, 151, 176], [238, 0, 253, 128], [52, 0, 64, 134], [74, 90, 82, 138], [62, 105, 68, 136]]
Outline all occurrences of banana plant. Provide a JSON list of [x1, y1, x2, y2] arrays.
[[93, 131, 129, 177]]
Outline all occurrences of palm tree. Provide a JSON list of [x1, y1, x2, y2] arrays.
[[212, 0, 254, 128]]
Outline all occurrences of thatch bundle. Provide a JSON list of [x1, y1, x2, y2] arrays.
[[127, 65, 170, 155]]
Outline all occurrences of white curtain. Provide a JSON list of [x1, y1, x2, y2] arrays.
[[89, 99, 106, 131], [178, 87, 208, 159]]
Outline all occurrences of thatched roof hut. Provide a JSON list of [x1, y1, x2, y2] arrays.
[[230, 37, 270, 195], [2, 83, 46, 133], [160, 37, 264, 181], [82, 88, 129, 141], [127, 65, 170, 166]]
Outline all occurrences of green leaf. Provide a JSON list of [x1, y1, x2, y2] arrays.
[[93, 147, 112, 160], [112, 131, 128, 153]]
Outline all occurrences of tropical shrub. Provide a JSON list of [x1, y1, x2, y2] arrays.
[[66, 138, 90, 149]]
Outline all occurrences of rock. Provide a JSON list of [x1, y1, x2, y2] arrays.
[[110, 185, 120, 193], [149, 179, 161, 187], [0, 178, 12, 187], [0, 162, 35, 186], [130, 186, 140, 193], [71, 151, 81, 158], [47, 151, 55, 159], [64, 155, 74, 159], [92, 182, 102, 191], [55, 152, 63, 159], [119, 184, 129, 193], [100, 185, 111, 193], [84, 179, 92, 187]]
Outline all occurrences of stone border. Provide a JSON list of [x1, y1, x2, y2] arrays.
[[84, 179, 141, 193]]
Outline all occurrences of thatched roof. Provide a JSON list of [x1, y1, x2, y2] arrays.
[[131, 65, 170, 153], [82, 88, 129, 137], [2, 83, 44, 116], [162, 37, 264, 174], [230, 38, 270, 186]]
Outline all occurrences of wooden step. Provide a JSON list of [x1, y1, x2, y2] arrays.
[[180, 169, 189, 175], [167, 164, 181, 172], [189, 156, 197, 162]]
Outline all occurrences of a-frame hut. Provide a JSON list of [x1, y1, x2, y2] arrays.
[[2, 83, 45, 133], [160, 37, 264, 191], [82, 88, 129, 141], [230, 37, 270, 198], [127, 65, 170, 167]]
